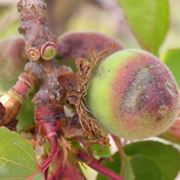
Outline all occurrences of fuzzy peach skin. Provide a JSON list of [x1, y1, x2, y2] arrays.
[[87, 49, 180, 139], [58, 32, 123, 60]]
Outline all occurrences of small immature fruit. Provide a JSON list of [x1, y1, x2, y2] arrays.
[[58, 32, 123, 60], [0, 38, 26, 91], [87, 49, 180, 139]]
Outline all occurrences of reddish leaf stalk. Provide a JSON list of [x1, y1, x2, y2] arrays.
[[77, 151, 124, 180], [34, 104, 64, 176], [48, 151, 64, 180], [49, 151, 86, 180]]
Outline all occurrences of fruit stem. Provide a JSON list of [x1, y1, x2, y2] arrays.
[[112, 135, 126, 175], [77, 150, 124, 180]]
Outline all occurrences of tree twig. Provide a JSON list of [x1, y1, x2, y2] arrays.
[[112, 135, 126, 175]]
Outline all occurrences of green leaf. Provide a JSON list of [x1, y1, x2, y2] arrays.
[[131, 155, 162, 180], [17, 88, 38, 131], [17, 97, 34, 131], [161, 49, 180, 87], [96, 153, 135, 180], [0, 127, 37, 179], [90, 144, 111, 158], [119, 0, 169, 54], [125, 141, 180, 180]]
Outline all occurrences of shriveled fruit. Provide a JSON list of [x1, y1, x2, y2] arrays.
[[87, 49, 180, 139]]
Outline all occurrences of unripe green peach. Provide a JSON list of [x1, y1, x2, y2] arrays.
[[87, 49, 180, 139]]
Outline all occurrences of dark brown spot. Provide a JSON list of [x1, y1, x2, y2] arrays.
[[0, 103, 6, 120]]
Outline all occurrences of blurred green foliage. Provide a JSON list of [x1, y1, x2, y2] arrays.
[[162, 49, 180, 87], [119, 0, 169, 54]]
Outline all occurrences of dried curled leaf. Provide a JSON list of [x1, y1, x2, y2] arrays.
[[59, 52, 110, 145]]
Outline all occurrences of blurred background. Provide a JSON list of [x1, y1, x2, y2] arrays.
[[0, 0, 179, 55]]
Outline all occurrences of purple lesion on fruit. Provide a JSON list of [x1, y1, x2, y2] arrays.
[[111, 53, 180, 126], [121, 67, 154, 113]]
